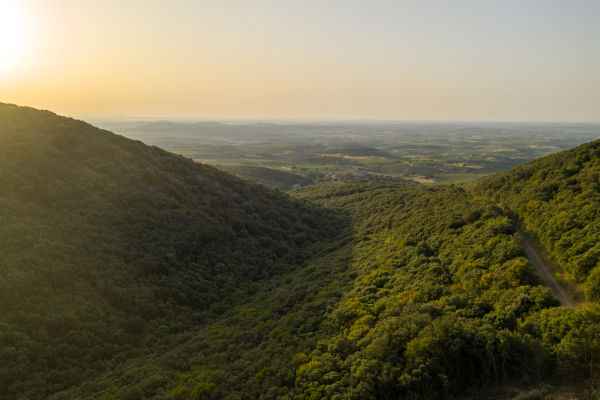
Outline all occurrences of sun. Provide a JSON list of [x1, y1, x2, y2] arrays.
[[0, 0, 30, 79]]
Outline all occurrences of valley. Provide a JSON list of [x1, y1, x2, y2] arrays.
[[1, 103, 599, 399], [3, 1, 599, 398]]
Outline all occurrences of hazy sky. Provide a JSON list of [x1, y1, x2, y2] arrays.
[[1, 0, 599, 121]]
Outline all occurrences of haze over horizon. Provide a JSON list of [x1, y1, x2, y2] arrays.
[[1, 0, 599, 122]]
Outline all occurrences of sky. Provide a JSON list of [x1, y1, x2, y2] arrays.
[[1, 0, 599, 121]]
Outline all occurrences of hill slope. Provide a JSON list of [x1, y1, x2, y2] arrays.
[[1, 103, 599, 399], [49, 181, 600, 400], [473, 139, 600, 301], [0, 103, 343, 399]]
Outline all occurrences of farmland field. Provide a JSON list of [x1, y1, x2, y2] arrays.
[[90, 119, 599, 187]]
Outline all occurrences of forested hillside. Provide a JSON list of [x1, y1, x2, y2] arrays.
[[51, 182, 600, 400], [1, 103, 599, 399], [473, 140, 600, 302], [279, 183, 599, 399], [0, 103, 343, 399]]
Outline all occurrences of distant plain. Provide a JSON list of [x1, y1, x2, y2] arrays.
[[90, 118, 600, 188]]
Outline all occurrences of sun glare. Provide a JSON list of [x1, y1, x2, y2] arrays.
[[0, 0, 29, 79]]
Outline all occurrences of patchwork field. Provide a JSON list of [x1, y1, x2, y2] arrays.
[[90, 119, 599, 187]]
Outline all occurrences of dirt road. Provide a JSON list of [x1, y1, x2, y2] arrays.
[[519, 233, 576, 309]]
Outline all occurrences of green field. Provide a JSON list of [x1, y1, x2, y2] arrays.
[[92, 119, 599, 187]]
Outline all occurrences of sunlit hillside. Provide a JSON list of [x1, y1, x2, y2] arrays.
[[474, 139, 600, 301]]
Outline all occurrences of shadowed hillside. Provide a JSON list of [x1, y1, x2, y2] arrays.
[[0, 103, 344, 399]]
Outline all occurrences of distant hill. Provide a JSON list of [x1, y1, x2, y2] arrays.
[[322, 145, 390, 157], [0, 103, 342, 399], [222, 165, 314, 190], [473, 139, 600, 301]]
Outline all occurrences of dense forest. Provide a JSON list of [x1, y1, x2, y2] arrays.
[[1, 103, 599, 399], [0, 103, 343, 399], [155, 181, 599, 400], [473, 140, 600, 302]]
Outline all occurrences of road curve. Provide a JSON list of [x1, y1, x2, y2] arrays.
[[519, 233, 576, 309]]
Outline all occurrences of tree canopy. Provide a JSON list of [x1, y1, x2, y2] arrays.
[[473, 139, 600, 300], [1, 103, 598, 399]]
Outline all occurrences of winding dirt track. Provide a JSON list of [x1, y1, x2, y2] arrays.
[[518, 233, 576, 309]]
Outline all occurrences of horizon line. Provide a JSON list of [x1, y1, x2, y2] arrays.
[[80, 115, 600, 125]]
